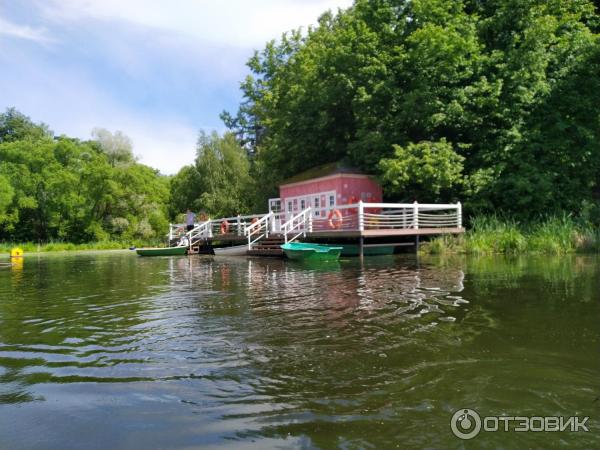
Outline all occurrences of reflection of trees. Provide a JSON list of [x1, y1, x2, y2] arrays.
[[0, 252, 169, 403], [201, 255, 477, 447], [425, 254, 600, 299], [2, 252, 596, 448]]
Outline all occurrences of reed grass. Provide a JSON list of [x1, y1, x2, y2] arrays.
[[420, 215, 600, 255], [0, 239, 161, 254]]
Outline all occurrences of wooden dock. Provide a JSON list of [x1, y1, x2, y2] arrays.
[[169, 201, 464, 258]]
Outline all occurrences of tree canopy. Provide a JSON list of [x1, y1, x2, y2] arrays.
[[170, 131, 253, 218], [0, 109, 170, 243], [223, 0, 600, 218]]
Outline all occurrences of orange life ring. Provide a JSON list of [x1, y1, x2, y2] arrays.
[[328, 209, 343, 229], [220, 220, 230, 234], [347, 195, 359, 215], [249, 217, 259, 235]]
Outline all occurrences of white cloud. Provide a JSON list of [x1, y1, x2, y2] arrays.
[[0, 15, 53, 43], [39, 0, 353, 48], [0, 41, 201, 174], [1, 0, 354, 174]]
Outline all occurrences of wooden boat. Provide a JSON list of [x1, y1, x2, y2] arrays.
[[136, 246, 187, 256], [281, 242, 342, 261], [213, 244, 248, 256]]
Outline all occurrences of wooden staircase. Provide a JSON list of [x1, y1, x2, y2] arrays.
[[246, 234, 285, 257], [188, 241, 212, 255]]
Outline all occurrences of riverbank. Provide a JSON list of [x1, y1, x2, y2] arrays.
[[0, 240, 159, 254], [420, 216, 600, 255]]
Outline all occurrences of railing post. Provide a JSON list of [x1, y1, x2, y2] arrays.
[[358, 201, 364, 231], [265, 214, 270, 238], [237, 215, 241, 235], [168, 224, 172, 242], [308, 208, 313, 233], [457, 201, 462, 228], [413, 201, 419, 229]]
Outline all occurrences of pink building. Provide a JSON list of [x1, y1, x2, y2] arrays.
[[268, 162, 382, 221]]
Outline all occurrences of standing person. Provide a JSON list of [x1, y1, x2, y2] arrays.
[[185, 209, 196, 232]]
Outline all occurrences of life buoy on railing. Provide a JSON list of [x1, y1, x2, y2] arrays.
[[328, 209, 343, 229], [249, 217, 259, 235], [220, 220, 230, 234], [347, 195, 359, 215]]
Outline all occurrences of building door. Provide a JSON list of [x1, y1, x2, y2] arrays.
[[312, 195, 321, 217], [268, 198, 281, 213]]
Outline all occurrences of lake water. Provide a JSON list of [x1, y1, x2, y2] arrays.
[[0, 251, 598, 449]]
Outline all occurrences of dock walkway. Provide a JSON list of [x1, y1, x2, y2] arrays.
[[169, 201, 464, 257]]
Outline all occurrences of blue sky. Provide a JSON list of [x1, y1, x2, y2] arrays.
[[0, 0, 352, 174]]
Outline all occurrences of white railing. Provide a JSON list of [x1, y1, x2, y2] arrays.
[[205, 213, 266, 237], [168, 201, 462, 245], [306, 201, 462, 232], [167, 223, 186, 242], [186, 220, 211, 249], [281, 207, 312, 243], [245, 212, 274, 249]]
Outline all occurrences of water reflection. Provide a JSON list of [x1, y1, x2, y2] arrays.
[[0, 252, 598, 450]]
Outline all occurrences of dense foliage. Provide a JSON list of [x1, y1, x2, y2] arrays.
[[0, 109, 170, 243], [224, 0, 600, 218], [3, 0, 600, 246], [170, 131, 253, 218]]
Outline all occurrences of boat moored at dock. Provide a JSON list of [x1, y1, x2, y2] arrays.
[[281, 242, 343, 261], [136, 247, 188, 257]]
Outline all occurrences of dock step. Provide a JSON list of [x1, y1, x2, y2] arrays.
[[247, 249, 284, 257], [247, 237, 285, 257]]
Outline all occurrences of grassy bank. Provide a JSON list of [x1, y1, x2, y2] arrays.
[[0, 240, 162, 254], [420, 215, 600, 255]]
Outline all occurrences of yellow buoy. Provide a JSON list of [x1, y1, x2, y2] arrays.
[[10, 247, 23, 258]]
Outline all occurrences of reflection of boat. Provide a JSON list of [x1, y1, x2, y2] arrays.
[[281, 242, 342, 261], [136, 247, 187, 256], [339, 244, 395, 256], [287, 259, 342, 272], [213, 245, 248, 256]]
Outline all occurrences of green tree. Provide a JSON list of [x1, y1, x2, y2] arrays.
[[224, 0, 600, 218], [0, 108, 51, 142], [91, 127, 135, 167], [169, 131, 254, 219], [0, 109, 171, 243], [379, 139, 464, 201]]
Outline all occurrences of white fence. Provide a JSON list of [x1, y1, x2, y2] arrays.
[[168, 201, 462, 248]]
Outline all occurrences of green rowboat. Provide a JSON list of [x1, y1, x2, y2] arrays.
[[281, 242, 342, 261], [136, 246, 188, 256]]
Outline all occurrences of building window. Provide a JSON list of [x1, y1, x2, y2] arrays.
[[301, 199, 305, 210], [329, 195, 335, 207], [288, 201, 292, 212]]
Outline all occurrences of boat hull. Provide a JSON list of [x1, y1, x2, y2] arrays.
[[136, 247, 188, 256], [213, 245, 248, 256], [338, 244, 395, 256], [281, 243, 342, 261]]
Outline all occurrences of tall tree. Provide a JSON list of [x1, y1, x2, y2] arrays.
[[223, 0, 600, 218]]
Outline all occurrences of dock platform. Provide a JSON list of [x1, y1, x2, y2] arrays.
[[169, 202, 464, 258]]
